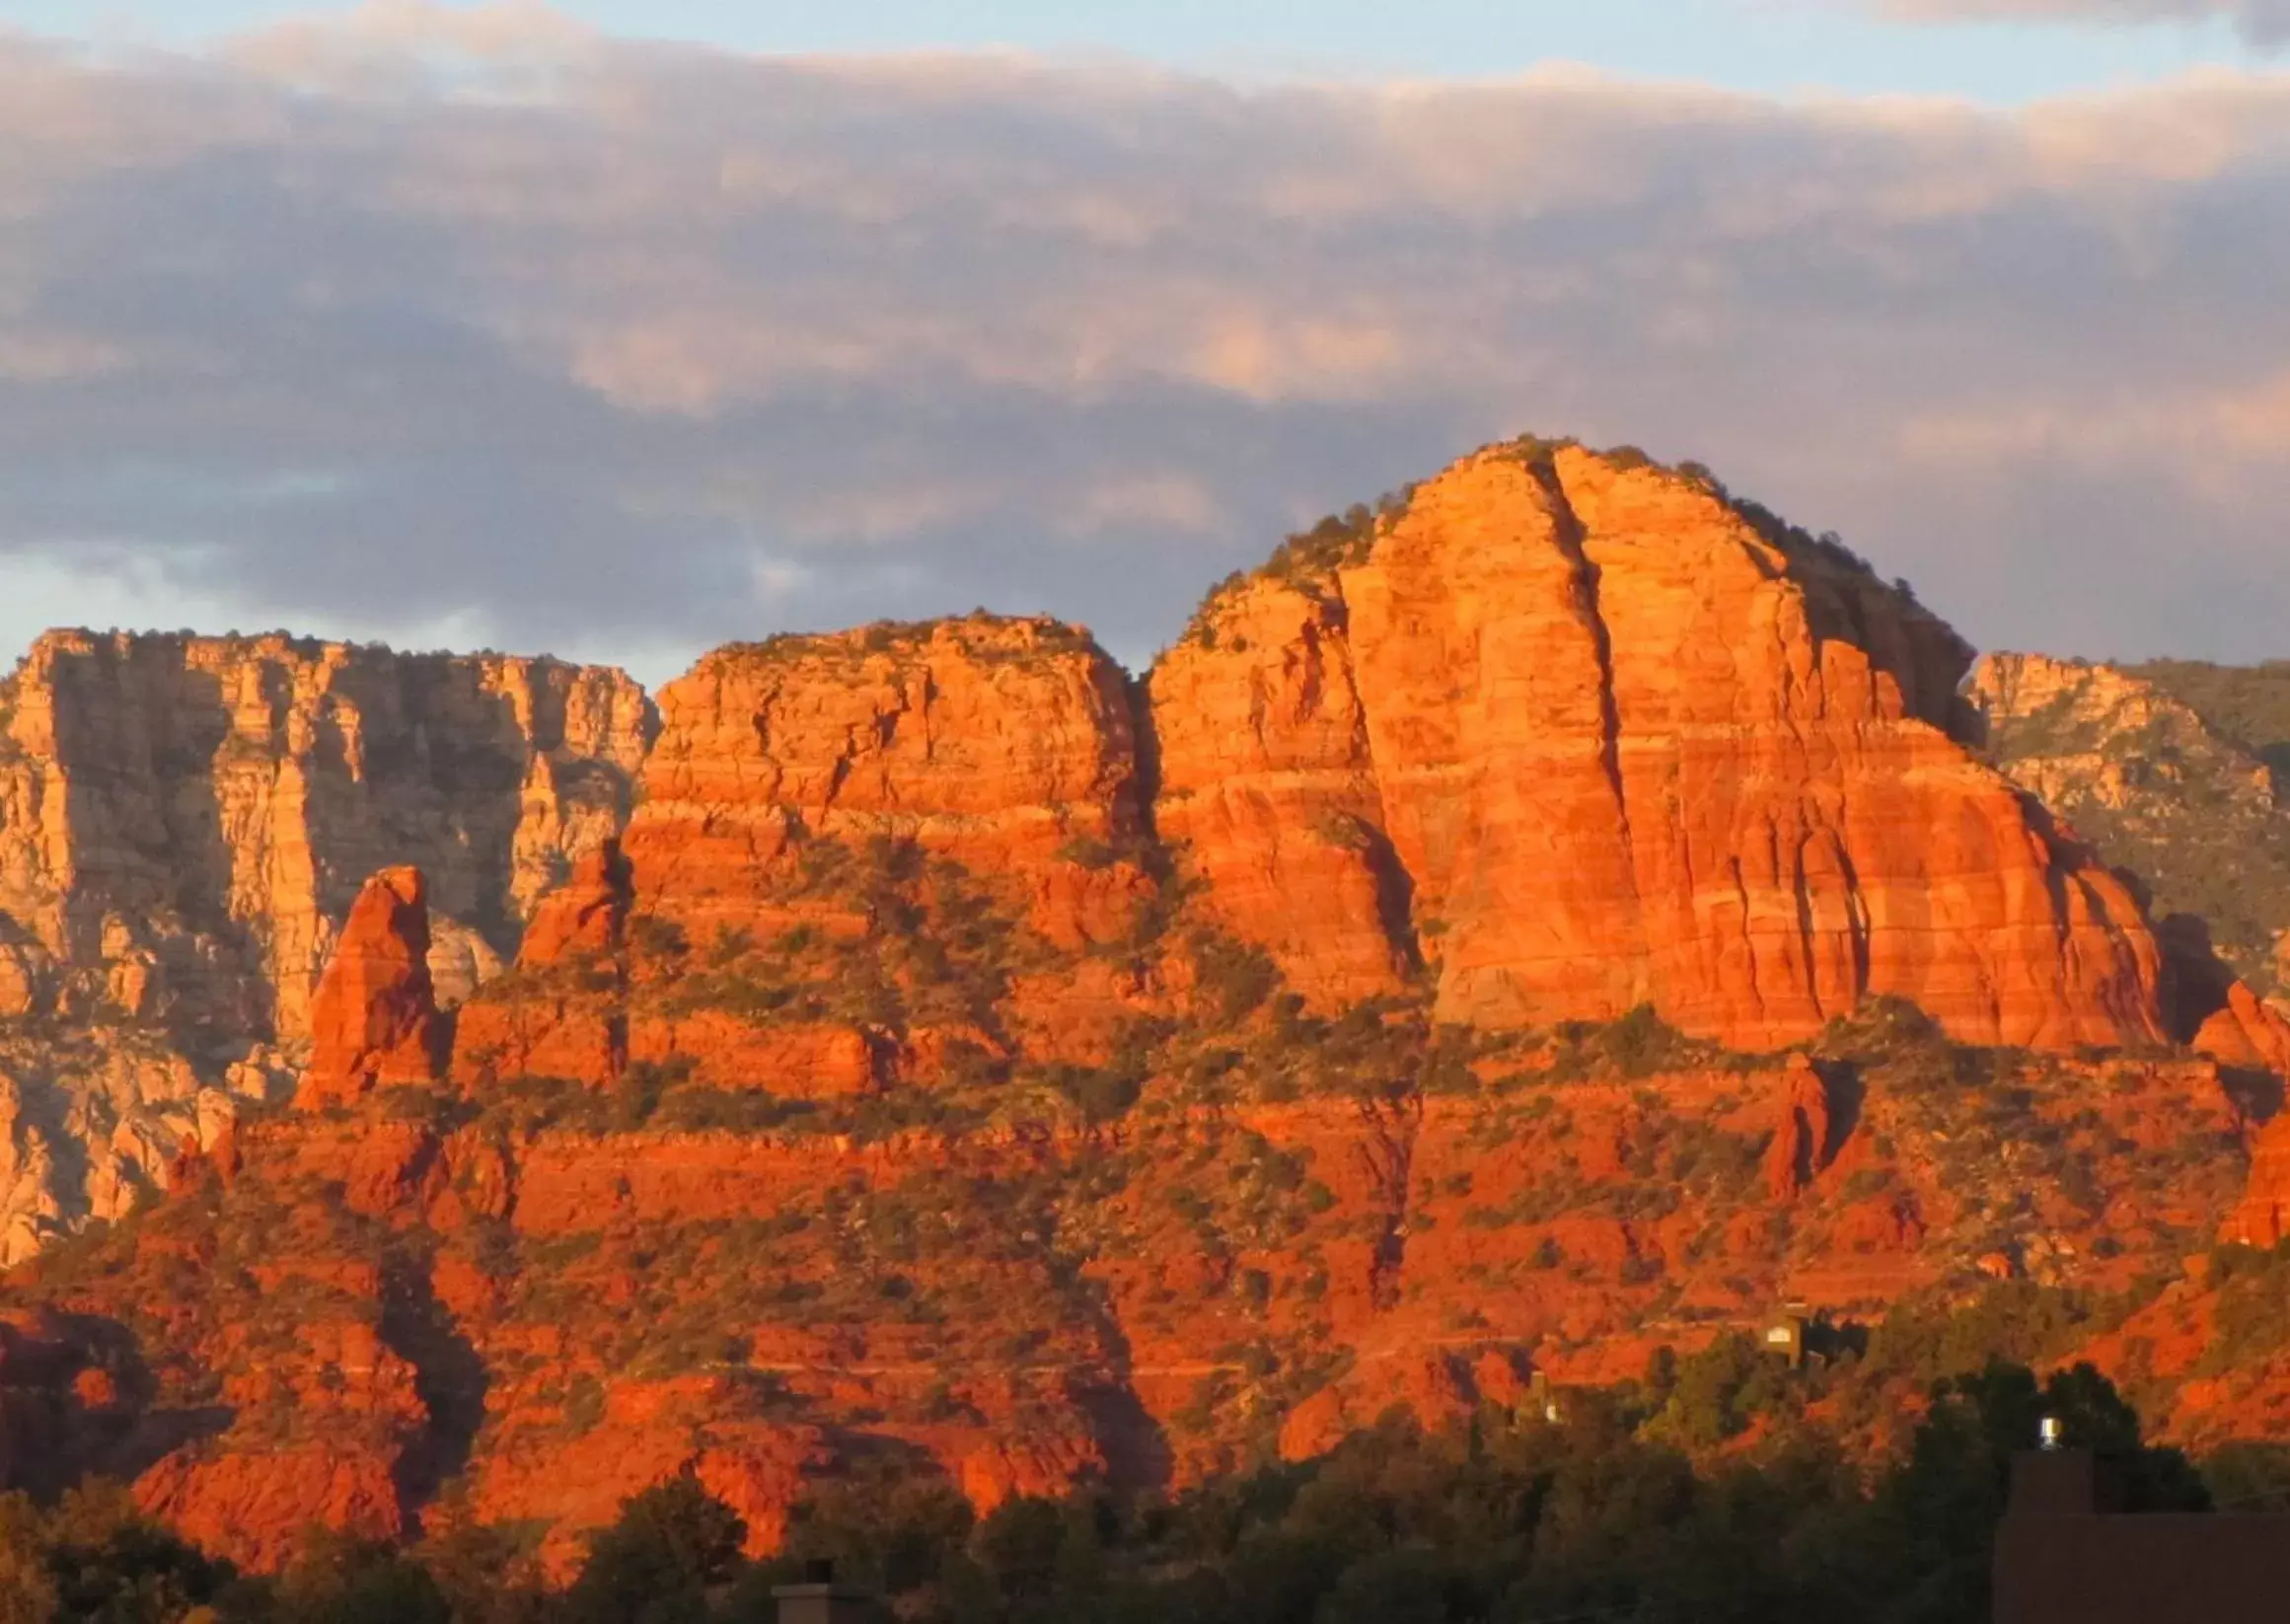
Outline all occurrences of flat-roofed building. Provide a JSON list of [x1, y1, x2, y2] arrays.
[[1995, 1450, 2290, 1624]]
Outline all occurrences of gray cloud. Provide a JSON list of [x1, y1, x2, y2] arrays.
[[0, 10, 2286, 685], [1873, 0, 2290, 46]]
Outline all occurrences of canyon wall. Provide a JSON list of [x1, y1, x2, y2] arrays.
[[0, 450, 2202, 1265], [0, 630, 648, 1258]]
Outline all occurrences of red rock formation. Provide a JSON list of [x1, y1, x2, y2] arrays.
[[1970, 652, 2290, 1008], [6, 434, 2286, 1574], [449, 841, 637, 1090], [2226, 1112, 2290, 1248], [0, 630, 647, 1255], [297, 867, 445, 1110], [624, 616, 1145, 948], [1156, 442, 2166, 1051], [2219, 988, 2290, 1250], [520, 841, 633, 966], [626, 1014, 882, 1097], [135, 1446, 407, 1572], [2173, 939, 2290, 1247], [0, 629, 647, 1038], [1, 1029, 2263, 1569], [1762, 1055, 1835, 1200], [2196, 980, 2290, 1079], [1149, 578, 1412, 1006]]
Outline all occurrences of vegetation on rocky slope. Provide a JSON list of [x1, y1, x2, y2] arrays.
[[2130, 661, 2290, 786], [1973, 654, 2290, 1000], [0, 1347, 2245, 1624]]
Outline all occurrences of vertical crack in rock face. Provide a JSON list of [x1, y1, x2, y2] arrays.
[[0, 630, 651, 1043], [378, 1252, 489, 1533], [0, 442, 2201, 1289], [1525, 449, 1642, 934], [1149, 575, 1417, 1005], [1358, 1081, 1425, 1313], [1158, 439, 2170, 1052]]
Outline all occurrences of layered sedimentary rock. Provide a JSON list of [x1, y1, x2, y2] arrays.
[[0, 630, 647, 1257], [456, 622, 1176, 1105], [0, 629, 648, 1041], [0, 1020, 2259, 1570], [1150, 578, 1413, 1006], [0, 1027, 255, 1264], [1158, 443, 2164, 1051], [627, 616, 1147, 951]]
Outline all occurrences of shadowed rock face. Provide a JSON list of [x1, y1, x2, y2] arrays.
[[1156, 443, 2166, 1051], [0, 629, 652, 1043], [0, 632, 649, 1260], [1970, 651, 2290, 1013]]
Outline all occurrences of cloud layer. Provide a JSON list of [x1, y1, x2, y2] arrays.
[[0, 7, 2286, 681], [1875, 0, 2290, 47]]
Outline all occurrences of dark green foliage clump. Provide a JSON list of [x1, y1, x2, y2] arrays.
[[0, 1482, 249, 1623], [664, 835, 1042, 1037], [1640, 1331, 1796, 1448], [1860, 1283, 2127, 1388], [1546, 1003, 1714, 1082], [722, 614, 1103, 669], [1045, 1058, 1145, 1126], [270, 1530, 454, 1624], [509, 1359, 2199, 1624], [2194, 1240, 2290, 1372], [1503, 433, 1883, 583], [1256, 502, 1390, 586], [1814, 995, 1953, 1063], [564, 1470, 747, 1624], [1188, 930, 1281, 1027], [1179, 492, 1410, 648]]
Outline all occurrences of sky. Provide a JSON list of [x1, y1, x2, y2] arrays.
[[0, 0, 2284, 684], [5, 0, 2268, 98]]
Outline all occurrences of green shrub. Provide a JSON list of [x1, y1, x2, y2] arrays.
[[1048, 1063, 1144, 1126], [1190, 932, 1281, 1026]]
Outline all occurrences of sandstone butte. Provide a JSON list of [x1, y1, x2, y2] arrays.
[[1155, 442, 2163, 1050], [2, 437, 2290, 1575]]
